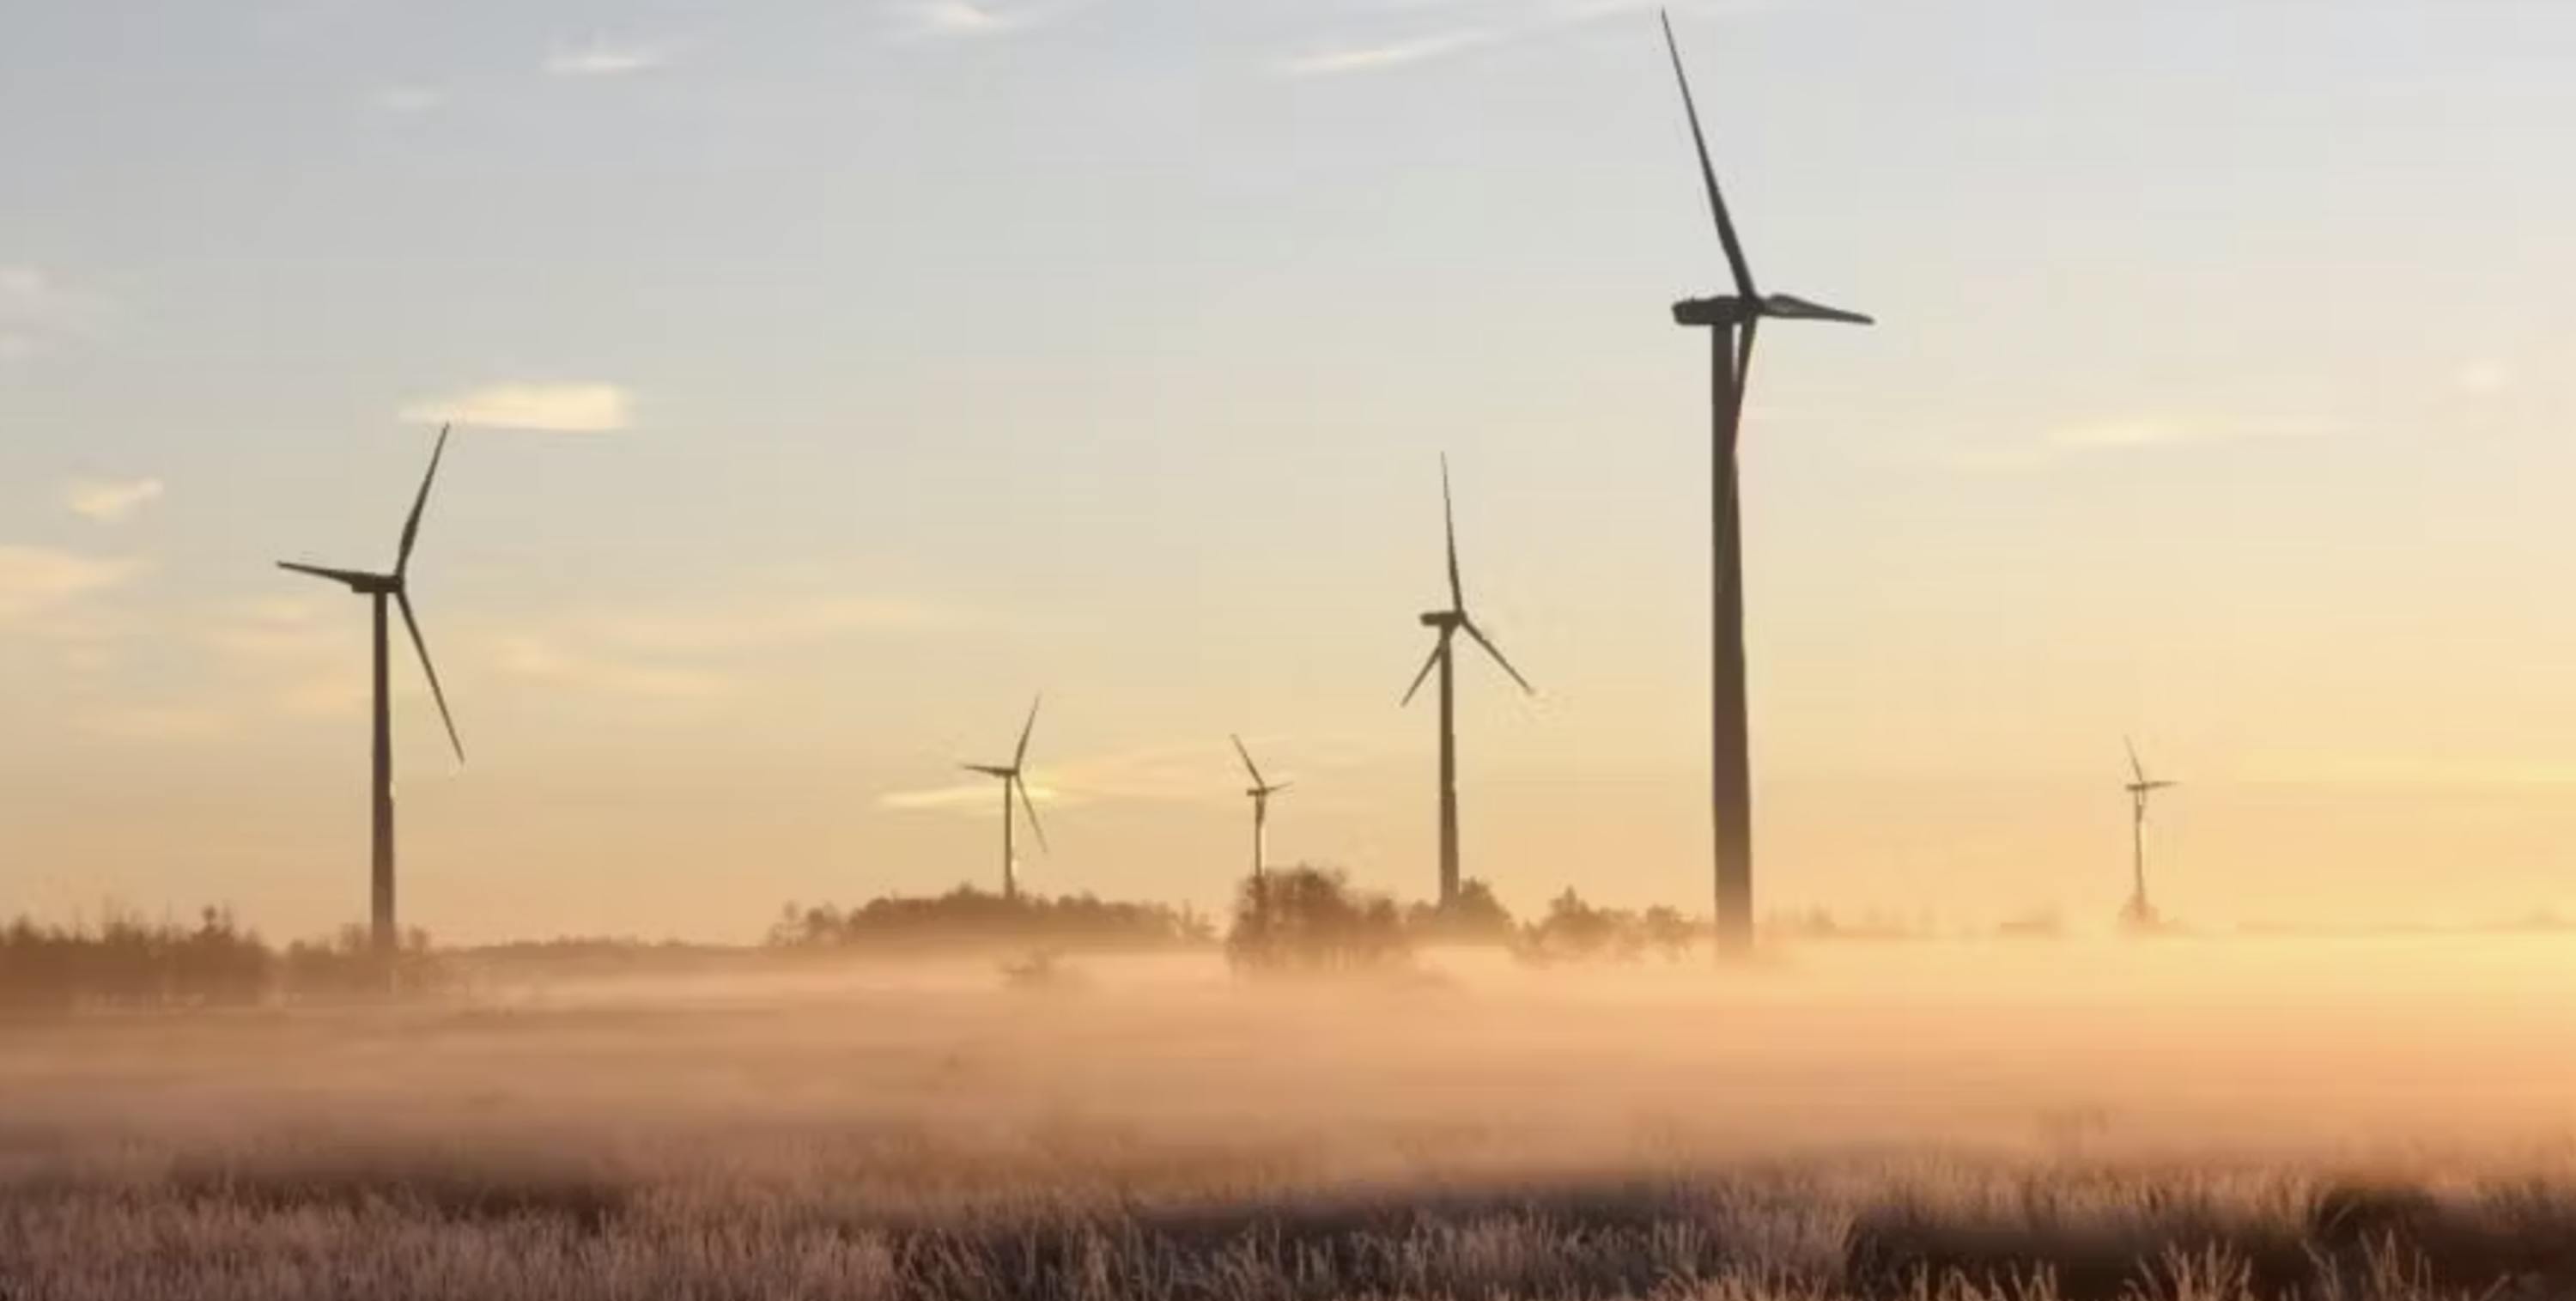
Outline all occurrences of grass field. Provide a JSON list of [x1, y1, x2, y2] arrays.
[[9, 940, 2576, 1299]]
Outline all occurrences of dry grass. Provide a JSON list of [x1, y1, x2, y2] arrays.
[[8, 940, 2576, 1299]]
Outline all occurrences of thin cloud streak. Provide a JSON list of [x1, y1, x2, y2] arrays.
[[2044, 414, 2340, 453], [1280, 30, 1498, 77], [590, 596, 956, 654], [1278, 0, 1779, 80], [371, 86, 447, 113], [403, 382, 634, 433], [880, 739, 1278, 816], [2455, 359, 2513, 398], [0, 264, 105, 360], [902, 1, 1025, 38], [494, 635, 738, 702], [881, 780, 1068, 812], [0, 546, 140, 623], [64, 478, 165, 524], [544, 42, 676, 77], [84, 706, 233, 743]]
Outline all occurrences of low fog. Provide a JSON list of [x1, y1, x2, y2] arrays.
[[13, 938, 2576, 1207]]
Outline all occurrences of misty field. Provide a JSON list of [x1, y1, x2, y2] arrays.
[[9, 941, 2576, 1300]]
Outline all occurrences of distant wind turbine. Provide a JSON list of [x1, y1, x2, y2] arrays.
[[962, 696, 1048, 903], [1230, 734, 1291, 886], [276, 425, 465, 958], [1661, 11, 1874, 954], [2123, 738, 2178, 927], [1402, 456, 1534, 909]]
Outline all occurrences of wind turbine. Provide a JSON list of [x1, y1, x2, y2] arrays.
[[1661, 11, 1874, 954], [276, 424, 465, 958], [1401, 456, 1534, 910], [962, 696, 1048, 903], [2123, 738, 2178, 927], [1230, 734, 1291, 885]]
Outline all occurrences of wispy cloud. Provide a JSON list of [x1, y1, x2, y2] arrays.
[[203, 596, 337, 664], [0, 546, 140, 623], [880, 779, 1066, 812], [878, 739, 1259, 816], [493, 635, 737, 701], [544, 40, 676, 78], [2044, 414, 2338, 453], [2455, 359, 2513, 398], [200, 597, 368, 718], [63, 477, 165, 524], [371, 86, 447, 113], [902, 0, 1026, 38], [1278, 0, 1766, 80], [85, 705, 233, 743], [1279, 30, 1498, 77], [591, 596, 954, 654], [0, 264, 105, 361], [402, 382, 634, 433]]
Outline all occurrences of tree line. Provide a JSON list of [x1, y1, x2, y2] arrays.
[[0, 909, 442, 1012]]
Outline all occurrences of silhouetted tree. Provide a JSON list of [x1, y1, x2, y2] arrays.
[[766, 887, 1212, 955], [1511, 892, 1704, 965], [1639, 905, 1698, 960], [1228, 866, 1409, 973], [2, 908, 274, 1011], [1404, 877, 1517, 945]]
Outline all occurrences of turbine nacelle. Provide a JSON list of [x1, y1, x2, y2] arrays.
[[1673, 294, 1876, 329], [1419, 610, 1465, 630], [1232, 735, 1291, 804], [276, 562, 402, 596]]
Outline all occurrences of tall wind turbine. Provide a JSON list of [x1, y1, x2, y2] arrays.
[[962, 696, 1048, 903], [1661, 12, 1874, 953], [1402, 456, 1534, 909], [1230, 734, 1291, 885], [276, 425, 465, 957], [2123, 738, 2178, 927]]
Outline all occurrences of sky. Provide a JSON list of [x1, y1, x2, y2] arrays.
[[5, 0, 2574, 943]]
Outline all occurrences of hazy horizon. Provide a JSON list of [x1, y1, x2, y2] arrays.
[[8, 0, 2575, 944]]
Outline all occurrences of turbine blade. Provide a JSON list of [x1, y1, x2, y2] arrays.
[[396, 590, 465, 764], [1662, 11, 1757, 300], [276, 562, 380, 590], [1461, 619, 1535, 696], [395, 424, 451, 578], [2125, 736, 2146, 785], [1013, 775, 1049, 853], [1267, 781, 1294, 796], [1762, 294, 1874, 325], [1442, 453, 1464, 611], [1014, 695, 1042, 769], [1231, 733, 1266, 787], [963, 763, 1012, 777], [1400, 641, 1444, 707]]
